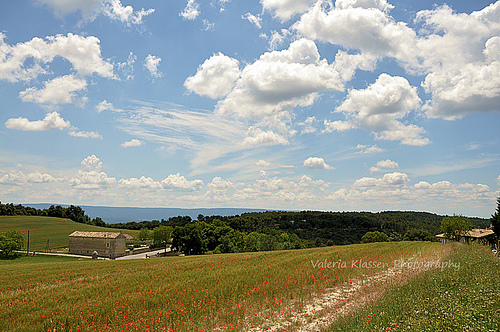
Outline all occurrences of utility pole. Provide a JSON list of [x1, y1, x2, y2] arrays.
[[26, 230, 30, 256]]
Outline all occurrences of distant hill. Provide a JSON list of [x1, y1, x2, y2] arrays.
[[24, 204, 271, 224]]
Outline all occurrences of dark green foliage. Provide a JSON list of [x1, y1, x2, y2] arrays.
[[403, 229, 435, 241], [490, 197, 500, 238], [440, 215, 473, 241], [171, 222, 208, 255], [361, 231, 390, 243], [151, 225, 173, 249], [0, 230, 24, 258]]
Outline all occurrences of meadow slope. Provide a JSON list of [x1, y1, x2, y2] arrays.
[[0, 216, 139, 251], [2, 241, 443, 331]]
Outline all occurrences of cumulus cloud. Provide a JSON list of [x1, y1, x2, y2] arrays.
[[353, 144, 384, 154], [104, 0, 154, 26], [0, 170, 63, 186], [370, 159, 399, 172], [36, 0, 154, 26], [298, 116, 318, 134], [256, 160, 273, 168], [161, 173, 203, 191], [242, 13, 262, 28], [215, 38, 343, 122], [298, 174, 328, 187], [208, 177, 235, 191], [353, 172, 409, 188], [19, 75, 87, 105], [242, 127, 289, 146], [118, 176, 162, 190], [5, 112, 71, 131], [303, 157, 334, 169], [121, 139, 143, 147], [144, 54, 162, 79], [70, 155, 116, 189], [331, 73, 429, 146], [6, 112, 101, 139], [68, 130, 102, 139], [292, 1, 500, 121], [184, 53, 241, 99], [261, 0, 317, 21], [0, 33, 114, 83], [180, 0, 200, 20], [293, 2, 417, 64]]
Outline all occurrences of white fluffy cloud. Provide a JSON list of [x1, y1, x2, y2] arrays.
[[303, 157, 334, 169], [0, 33, 113, 82], [293, 2, 417, 63], [121, 139, 143, 147], [68, 130, 102, 139], [370, 159, 399, 172], [161, 173, 203, 191], [242, 13, 262, 28], [353, 144, 384, 154], [180, 0, 200, 20], [0, 170, 63, 186], [261, 0, 317, 21], [144, 54, 162, 79], [292, 1, 500, 121], [19, 75, 87, 105], [6, 112, 101, 138], [353, 172, 409, 188], [331, 73, 429, 146], [70, 155, 116, 189], [184, 53, 241, 99], [243, 127, 289, 146], [104, 0, 154, 26], [5, 112, 70, 131], [36, 0, 154, 25], [215, 38, 343, 121], [208, 177, 235, 191], [118, 176, 163, 190]]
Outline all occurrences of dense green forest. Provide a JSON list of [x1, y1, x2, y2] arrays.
[[1, 202, 492, 254]]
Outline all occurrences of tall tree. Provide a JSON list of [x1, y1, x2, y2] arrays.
[[490, 197, 500, 238], [440, 215, 473, 242]]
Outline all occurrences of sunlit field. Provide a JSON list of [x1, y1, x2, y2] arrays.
[[0, 216, 139, 251], [328, 243, 500, 331], [1, 242, 440, 331]]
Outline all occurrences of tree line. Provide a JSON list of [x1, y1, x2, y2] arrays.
[[0, 202, 105, 226]]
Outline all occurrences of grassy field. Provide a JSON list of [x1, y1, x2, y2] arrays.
[[0, 216, 139, 251], [328, 243, 500, 331], [1, 239, 498, 331], [1, 241, 442, 331]]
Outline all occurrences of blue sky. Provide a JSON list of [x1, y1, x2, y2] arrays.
[[0, 0, 499, 218]]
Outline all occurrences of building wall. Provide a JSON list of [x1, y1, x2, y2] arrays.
[[69, 236, 126, 257]]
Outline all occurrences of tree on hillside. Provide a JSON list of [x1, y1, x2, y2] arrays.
[[490, 197, 500, 238], [361, 231, 390, 243], [0, 231, 24, 258], [138, 227, 151, 242], [171, 223, 207, 255], [403, 229, 435, 242], [152, 226, 173, 251], [440, 215, 473, 242]]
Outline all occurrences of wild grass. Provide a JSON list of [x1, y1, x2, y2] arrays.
[[0, 241, 437, 331], [0, 216, 139, 251], [327, 242, 500, 331]]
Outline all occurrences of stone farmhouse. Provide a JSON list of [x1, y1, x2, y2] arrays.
[[69, 231, 127, 258], [436, 228, 496, 246]]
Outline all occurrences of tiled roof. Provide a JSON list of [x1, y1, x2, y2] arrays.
[[435, 229, 494, 239], [69, 231, 126, 239]]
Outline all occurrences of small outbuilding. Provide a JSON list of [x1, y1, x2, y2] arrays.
[[435, 228, 496, 246], [69, 231, 127, 258]]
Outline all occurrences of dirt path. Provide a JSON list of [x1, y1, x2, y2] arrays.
[[247, 246, 452, 332]]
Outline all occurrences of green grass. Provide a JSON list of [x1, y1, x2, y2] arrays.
[[0, 241, 438, 331], [0, 216, 139, 251], [328, 243, 500, 331]]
